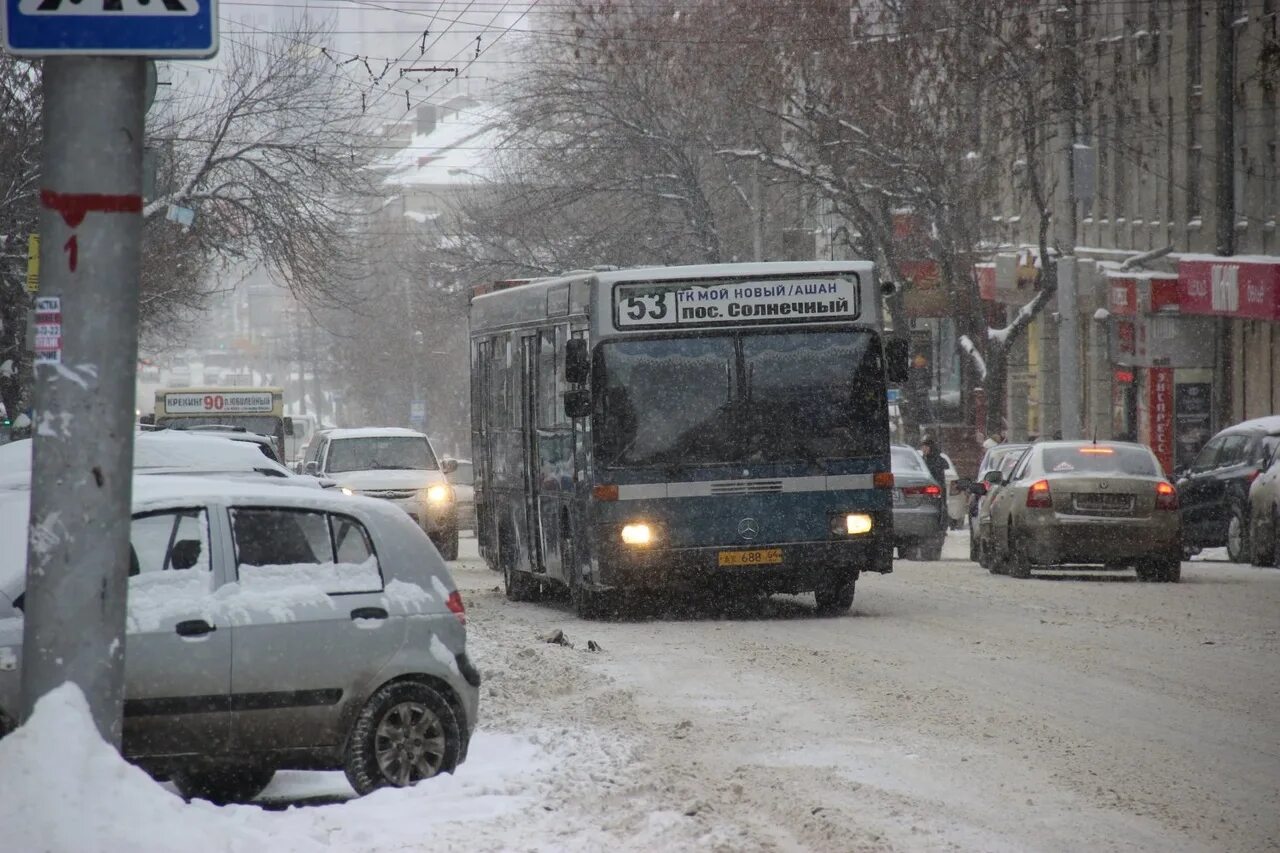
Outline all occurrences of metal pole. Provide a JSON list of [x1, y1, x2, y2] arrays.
[[1214, 0, 1237, 257], [21, 56, 145, 747], [1058, 255, 1082, 439]]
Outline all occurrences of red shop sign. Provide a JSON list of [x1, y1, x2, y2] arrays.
[[975, 263, 997, 301], [1109, 278, 1136, 315], [1178, 259, 1280, 320], [1149, 367, 1174, 475]]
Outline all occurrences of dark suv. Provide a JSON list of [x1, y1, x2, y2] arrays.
[[1176, 417, 1280, 562]]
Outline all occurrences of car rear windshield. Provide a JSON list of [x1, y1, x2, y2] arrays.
[[891, 447, 925, 473], [1041, 445, 1159, 476]]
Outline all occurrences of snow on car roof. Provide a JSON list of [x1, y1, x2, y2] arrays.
[[1222, 415, 1280, 435], [0, 432, 288, 474], [0, 475, 404, 596], [324, 427, 430, 440]]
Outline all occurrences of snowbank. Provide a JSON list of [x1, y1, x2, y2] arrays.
[[0, 683, 565, 853]]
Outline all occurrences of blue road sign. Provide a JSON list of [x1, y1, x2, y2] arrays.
[[887, 388, 902, 404], [4, 0, 218, 57]]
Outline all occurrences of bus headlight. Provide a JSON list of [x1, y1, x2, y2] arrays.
[[426, 484, 452, 504], [620, 523, 653, 546], [842, 513, 874, 535]]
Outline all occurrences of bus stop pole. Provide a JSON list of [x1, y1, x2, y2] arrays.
[[21, 56, 146, 747]]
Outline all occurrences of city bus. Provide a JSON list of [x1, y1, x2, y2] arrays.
[[469, 262, 908, 618], [152, 386, 293, 462]]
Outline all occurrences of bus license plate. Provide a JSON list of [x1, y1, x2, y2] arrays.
[[718, 548, 783, 567]]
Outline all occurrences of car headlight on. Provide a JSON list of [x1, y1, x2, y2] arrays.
[[340, 487, 355, 497], [832, 513, 873, 535], [426, 484, 452, 504], [620, 523, 653, 546]]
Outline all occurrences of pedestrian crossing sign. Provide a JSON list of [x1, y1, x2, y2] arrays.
[[4, 0, 217, 57]]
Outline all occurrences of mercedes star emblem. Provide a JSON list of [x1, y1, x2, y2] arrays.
[[737, 517, 760, 540]]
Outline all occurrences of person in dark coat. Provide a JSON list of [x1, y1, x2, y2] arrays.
[[920, 437, 948, 486]]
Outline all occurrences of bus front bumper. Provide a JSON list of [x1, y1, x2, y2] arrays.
[[593, 536, 893, 593]]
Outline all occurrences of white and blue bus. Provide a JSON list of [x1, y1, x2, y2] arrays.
[[469, 262, 908, 617]]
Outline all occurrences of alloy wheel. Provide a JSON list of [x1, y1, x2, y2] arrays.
[[374, 701, 447, 787]]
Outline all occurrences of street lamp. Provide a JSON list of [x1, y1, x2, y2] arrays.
[[410, 330, 425, 430]]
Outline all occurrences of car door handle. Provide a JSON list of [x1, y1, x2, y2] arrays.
[[174, 619, 216, 637], [351, 607, 389, 621]]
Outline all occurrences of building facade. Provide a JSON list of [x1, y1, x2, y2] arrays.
[[982, 0, 1279, 468]]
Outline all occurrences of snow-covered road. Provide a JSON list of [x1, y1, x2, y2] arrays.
[[7, 533, 1275, 852], [445, 532, 1279, 852]]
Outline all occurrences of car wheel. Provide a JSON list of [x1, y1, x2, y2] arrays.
[[814, 574, 857, 615], [1226, 505, 1249, 564], [435, 527, 459, 562], [171, 765, 275, 805], [344, 680, 461, 797], [1006, 528, 1031, 579], [1273, 508, 1280, 569], [503, 561, 541, 602], [919, 536, 944, 561]]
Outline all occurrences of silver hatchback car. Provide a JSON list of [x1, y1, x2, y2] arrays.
[[0, 477, 479, 804]]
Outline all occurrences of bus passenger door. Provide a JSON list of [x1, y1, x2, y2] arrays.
[[520, 336, 545, 573], [535, 328, 567, 581]]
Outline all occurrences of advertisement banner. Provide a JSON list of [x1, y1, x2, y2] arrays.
[[1148, 367, 1174, 475], [1173, 382, 1213, 471], [1178, 260, 1280, 320], [163, 391, 274, 414]]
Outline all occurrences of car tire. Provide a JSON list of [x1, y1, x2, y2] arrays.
[[1226, 505, 1249, 564], [171, 765, 275, 805], [344, 680, 461, 797], [814, 574, 857, 615], [1006, 528, 1031, 579], [1251, 511, 1277, 568], [435, 527, 459, 562]]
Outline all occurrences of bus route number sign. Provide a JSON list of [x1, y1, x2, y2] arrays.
[[164, 391, 273, 414], [615, 276, 859, 330]]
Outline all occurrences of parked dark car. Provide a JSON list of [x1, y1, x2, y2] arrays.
[[1176, 416, 1280, 562]]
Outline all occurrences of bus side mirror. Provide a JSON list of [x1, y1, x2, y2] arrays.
[[565, 339, 590, 384], [564, 389, 592, 419], [284, 417, 295, 436], [885, 338, 910, 383]]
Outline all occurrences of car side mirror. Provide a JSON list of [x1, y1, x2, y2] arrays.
[[305, 460, 320, 476], [885, 337, 909, 384], [564, 389, 592, 419], [441, 457, 458, 475], [138, 414, 155, 426], [565, 338, 590, 384], [170, 539, 202, 571], [284, 417, 295, 437], [985, 471, 1004, 487], [12, 592, 23, 612]]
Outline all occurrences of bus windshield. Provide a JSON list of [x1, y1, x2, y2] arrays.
[[595, 329, 887, 469]]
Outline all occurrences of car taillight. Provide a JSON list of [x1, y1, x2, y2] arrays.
[[902, 484, 942, 498], [1026, 479, 1052, 508], [1155, 481, 1179, 510], [1245, 469, 1261, 484], [446, 590, 466, 624], [873, 471, 895, 489]]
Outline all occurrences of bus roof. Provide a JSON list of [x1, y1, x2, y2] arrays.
[[155, 386, 284, 394]]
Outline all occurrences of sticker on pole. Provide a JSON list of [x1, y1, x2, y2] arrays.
[[33, 296, 62, 365], [4, 0, 218, 57]]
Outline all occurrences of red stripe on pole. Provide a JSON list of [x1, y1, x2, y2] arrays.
[[40, 190, 143, 228]]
